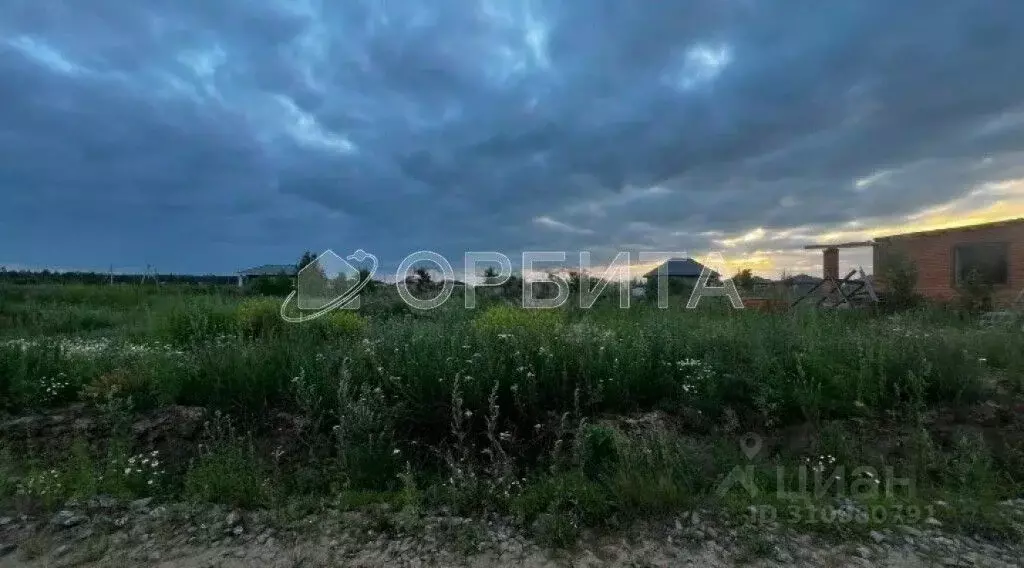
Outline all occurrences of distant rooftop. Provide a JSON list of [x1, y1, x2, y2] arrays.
[[238, 264, 297, 276], [784, 273, 822, 284], [874, 216, 1024, 240], [643, 258, 709, 278]]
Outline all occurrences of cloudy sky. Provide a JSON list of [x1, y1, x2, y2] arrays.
[[3, 0, 1024, 278]]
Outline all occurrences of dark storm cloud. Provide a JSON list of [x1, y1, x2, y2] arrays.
[[2, 0, 1024, 273]]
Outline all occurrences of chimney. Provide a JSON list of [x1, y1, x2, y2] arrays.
[[823, 247, 839, 292]]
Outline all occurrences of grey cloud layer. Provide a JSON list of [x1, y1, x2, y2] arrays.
[[2, 0, 1023, 272]]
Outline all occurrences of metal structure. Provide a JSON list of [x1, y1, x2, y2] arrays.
[[140, 264, 159, 285], [790, 266, 878, 309], [795, 241, 879, 309]]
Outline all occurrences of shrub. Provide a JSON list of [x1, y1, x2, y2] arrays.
[[0, 449, 15, 504], [236, 297, 283, 339], [956, 269, 994, 316], [318, 310, 368, 339], [330, 374, 401, 490], [184, 443, 273, 508], [152, 299, 235, 345], [472, 304, 564, 337], [81, 369, 157, 412], [512, 472, 613, 537], [878, 249, 921, 312], [246, 275, 293, 297], [14, 468, 67, 510], [577, 424, 620, 479]]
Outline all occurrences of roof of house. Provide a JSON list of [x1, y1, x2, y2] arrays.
[[643, 258, 709, 278], [784, 273, 823, 285], [803, 241, 874, 250], [875, 217, 1024, 241], [238, 264, 297, 276]]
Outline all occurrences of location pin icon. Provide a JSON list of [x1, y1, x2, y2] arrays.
[[740, 432, 762, 460]]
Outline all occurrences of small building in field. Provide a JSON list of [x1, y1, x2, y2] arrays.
[[643, 258, 711, 284], [872, 217, 1024, 305], [236, 264, 298, 287], [641, 258, 718, 297], [807, 218, 1023, 307]]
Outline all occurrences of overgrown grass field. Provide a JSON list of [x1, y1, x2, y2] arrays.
[[1, 282, 1022, 546]]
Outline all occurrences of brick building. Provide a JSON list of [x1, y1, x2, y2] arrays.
[[872, 217, 1024, 305]]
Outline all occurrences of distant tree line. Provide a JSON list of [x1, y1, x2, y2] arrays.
[[0, 268, 236, 286]]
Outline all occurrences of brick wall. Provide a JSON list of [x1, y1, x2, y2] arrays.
[[873, 219, 1024, 307]]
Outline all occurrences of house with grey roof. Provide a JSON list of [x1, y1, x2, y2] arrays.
[[236, 264, 298, 287], [643, 258, 712, 281], [641, 258, 718, 296]]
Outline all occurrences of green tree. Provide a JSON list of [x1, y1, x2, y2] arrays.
[[733, 268, 754, 290], [878, 248, 921, 312], [414, 267, 433, 286], [566, 270, 583, 303], [482, 266, 499, 285], [297, 252, 331, 306], [297, 250, 317, 271], [357, 268, 376, 292]]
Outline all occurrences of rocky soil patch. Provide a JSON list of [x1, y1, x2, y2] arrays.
[[1, 497, 1022, 567], [3, 404, 1023, 567]]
